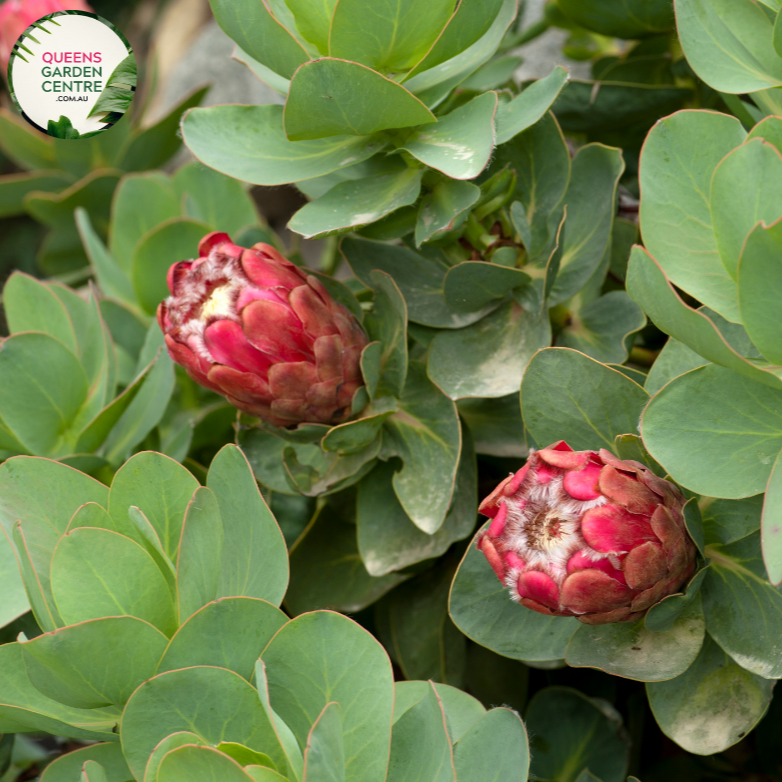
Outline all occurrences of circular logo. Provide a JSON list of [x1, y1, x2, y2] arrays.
[[7, 11, 135, 139]]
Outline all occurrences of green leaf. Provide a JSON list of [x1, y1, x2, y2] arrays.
[[303, 702, 345, 782], [387, 682, 455, 782], [711, 139, 782, 283], [457, 394, 526, 457], [495, 66, 570, 145], [132, 217, 211, 316], [491, 112, 570, 261], [284, 59, 435, 141], [521, 348, 649, 451], [565, 597, 706, 682], [644, 338, 709, 397], [81, 760, 109, 782], [639, 110, 745, 321], [557, 291, 646, 365], [52, 527, 177, 636], [738, 219, 782, 365], [0, 643, 119, 742], [558, 0, 674, 37], [283, 0, 335, 52], [526, 687, 629, 782], [0, 333, 88, 457], [642, 364, 782, 498], [141, 733, 207, 782], [88, 55, 137, 119], [382, 566, 466, 686], [626, 246, 782, 390], [0, 170, 73, 219], [415, 179, 480, 246], [157, 745, 261, 781], [287, 503, 408, 614], [702, 532, 782, 677], [364, 271, 408, 398], [47, 116, 81, 140], [108, 450, 197, 558], [675, 0, 782, 92], [342, 236, 489, 329], [183, 105, 387, 186], [358, 427, 476, 575], [119, 86, 210, 173], [73, 361, 154, 455], [702, 495, 763, 547], [0, 532, 27, 629], [382, 357, 461, 534], [21, 616, 168, 708], [329, 0, 453, 72], [428, 300, 551, 400], [0, 108, 55, 170], [207, 444, 289, 606], [449, 525, 579, 662], [550, 144, 624, 305], [763, 453, 782, 585], [399, 92, 497, 179], [2, 272, 77, 353], [210, 0, 309, 78], [647, 635, 773, 754], [0, 457, 108, 628], [13, 522, 57, 631], [394, 684, 484, 748], [108, 172, 180, 276], [176, 487, 223, 623], [121, 666, 285, 780], [443, 263, 531, 314], [263, 611, 394, 782], [157, 597, 287, 679], [101, 347, 176, 467], [38, 742, 131, 782], [76, 208, 136, 308], [174, 161, 261, 237], [320, 403, 394, 456], [403, 0, 507, 82], [452, 707, 530, 782], [645, 567, 709, 634], [289, 169, 423, 239]]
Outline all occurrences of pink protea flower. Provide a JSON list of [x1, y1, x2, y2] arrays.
[[1, 0, 93, 75], [477, 442, 696, 625], [158, 232, 369, 428]]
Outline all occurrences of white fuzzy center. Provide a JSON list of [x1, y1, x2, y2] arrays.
[[501, 473, 611, 602]]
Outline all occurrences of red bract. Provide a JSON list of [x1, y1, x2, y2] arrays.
[[477, 442, 696, 625], [0, 0, 92, 74], [158, 232, 369, 428]]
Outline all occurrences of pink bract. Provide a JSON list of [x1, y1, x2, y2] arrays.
[[158, 231, 369, 428], [477, 441, 696, 625]]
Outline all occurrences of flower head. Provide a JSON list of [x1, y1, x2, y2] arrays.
[[158, 232, 368, 428], [478, 441, 697, 624]]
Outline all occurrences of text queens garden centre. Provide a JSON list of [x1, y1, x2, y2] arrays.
[[41, 51, 103, 99]]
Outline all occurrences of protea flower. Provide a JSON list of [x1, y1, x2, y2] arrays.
[[477, 442, 696, 625], [158, 232, 368, 428], [1, 0, 92, 75]]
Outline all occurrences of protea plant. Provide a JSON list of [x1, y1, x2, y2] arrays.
[[478, 441, 697, 625], [158, 231, 369, 428]]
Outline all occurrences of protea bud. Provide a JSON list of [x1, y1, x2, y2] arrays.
[[158, 232, 369, 428], [0, 0, 92, 74], [477, 442, 696, 625]]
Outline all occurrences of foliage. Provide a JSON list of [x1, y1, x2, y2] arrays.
[[0, 447, 531, 781]]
